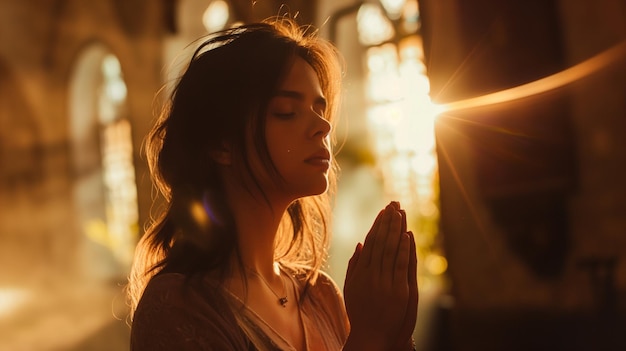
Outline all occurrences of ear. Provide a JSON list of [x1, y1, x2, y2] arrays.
[[209, 145, 232, 166]]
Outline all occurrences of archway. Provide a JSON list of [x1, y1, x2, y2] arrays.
[[69, 43, 138, 281]]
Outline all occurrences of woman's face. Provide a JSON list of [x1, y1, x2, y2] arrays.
[[254, 56, 332, 203]]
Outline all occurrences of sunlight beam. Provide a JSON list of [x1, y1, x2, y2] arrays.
[[435, 126, 504, 265], [440, 40, 626, 113]]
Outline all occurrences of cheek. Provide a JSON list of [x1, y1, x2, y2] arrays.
[[266, 126, 295, 158], [267, 140, 294, 167]]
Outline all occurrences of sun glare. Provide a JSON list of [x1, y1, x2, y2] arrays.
[[425, 41, 626, 263], [440, 40, 626, 113], [0, 288, 31, 319]]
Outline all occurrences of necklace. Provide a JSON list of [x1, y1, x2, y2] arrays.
[[247, 268, 288, 307]]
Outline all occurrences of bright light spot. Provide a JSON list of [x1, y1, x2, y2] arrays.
[[399, 35, 424, 63], [85, 219, 110, 247], [366, 44, 401, 102], [419, 201, 439, 217], [363, 30, 447, 290], [203, 0, 229, 33], [380, 0, 406, 20], [357, 3, 395, 46], [402, 0, 420, 33], [99, 55, 127, 124], [190, 200, 210, 229], [101, 54, 121, 76], [100, 119, 139, 266], [425, 254, 448, 275], [101, 55, 127, 104], [424, 99, 445, 120], [0, 288, 31, 319], [364, 34, 444, 211], [106, 80, 127, 103], [412, 153, 437, 176]]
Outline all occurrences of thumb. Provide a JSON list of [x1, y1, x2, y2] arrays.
[[345, 242, 362, 285]]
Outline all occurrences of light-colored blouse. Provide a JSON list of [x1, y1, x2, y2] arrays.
[[131, 268, 350, 350]]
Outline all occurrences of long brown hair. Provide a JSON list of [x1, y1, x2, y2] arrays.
[[127, 17, 343, 318]]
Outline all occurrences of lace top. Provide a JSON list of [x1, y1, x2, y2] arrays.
[[131, 269, 349, 350]]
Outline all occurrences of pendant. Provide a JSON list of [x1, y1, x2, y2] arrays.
[[279, 297, 288, 307]]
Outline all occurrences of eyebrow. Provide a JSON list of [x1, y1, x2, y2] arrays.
[[273, 90, 327, 108]]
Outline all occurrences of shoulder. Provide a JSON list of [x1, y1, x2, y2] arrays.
[[307, 269, 345, 309], [136, 273, 207, 313], [294, 268, 350, 344], [314, 269, 341, 290], [307, 269, 343, 299], [281, 265, 342, 299], [141, 272, 186, 299], [131, 273, 249, 351], [134, 272, 231, 319]]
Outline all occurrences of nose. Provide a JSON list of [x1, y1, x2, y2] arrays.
[[311, 112, 332, 139]]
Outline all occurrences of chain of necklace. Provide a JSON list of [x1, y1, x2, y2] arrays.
[[247, 268, 288, 307]]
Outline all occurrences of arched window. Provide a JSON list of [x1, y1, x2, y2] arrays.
[[69, 44, 138, 280], [328, 0, 446, 290]]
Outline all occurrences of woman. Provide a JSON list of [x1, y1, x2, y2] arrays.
[[128, 17, 418, 351]]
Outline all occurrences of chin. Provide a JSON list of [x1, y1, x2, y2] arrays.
[[310, 188, 328, 197], [310, 182, 330, 196]]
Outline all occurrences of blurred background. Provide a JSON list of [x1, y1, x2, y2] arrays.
[[0, 0, 624, 350]]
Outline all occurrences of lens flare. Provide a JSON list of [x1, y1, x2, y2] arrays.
[[439, 40, 626, 113], [430, 41, 626, 260]]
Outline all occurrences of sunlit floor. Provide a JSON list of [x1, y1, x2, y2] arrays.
[[0, 280, 130, 351]]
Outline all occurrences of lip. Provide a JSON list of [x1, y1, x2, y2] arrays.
[[304, 149, 331, 168]]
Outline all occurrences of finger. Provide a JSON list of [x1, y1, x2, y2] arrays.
[[400, 209, 407, 234], [407, 231, 417, 289], [382, 210, 404, 274], [407, 231, 418, 317], [392, 232, 411, 284], [360, 208, 384, 267], [407, 232, 419, 332], [345, 242, 362, 285], [396, 231, 418, 346], [390, 200, 400, 211], [370, 204, 395, 270]]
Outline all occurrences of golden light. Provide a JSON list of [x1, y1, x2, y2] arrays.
[[401, 0, 420, 33], [357, 3, 395, 46], [380, 0, 406, 20], [100, 118, 139, 266], [363, 36, 443, 208], [425, 254, 448, 275], [428, 42, 626, 263], [189, 200, 210, 229], [85, 219, 110, 247], [441, 40, 626, 113], [202, 0, 229, 33], [0, 288, 31, 319], [357, 3, 446, 285]]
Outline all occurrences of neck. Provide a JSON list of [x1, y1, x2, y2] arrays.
[[221, 171, 292, 280]]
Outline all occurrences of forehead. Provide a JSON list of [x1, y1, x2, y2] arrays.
[[278, 57, 324, 95]]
